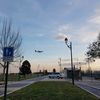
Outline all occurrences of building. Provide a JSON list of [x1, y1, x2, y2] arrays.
[[63, 67, 82, 80]]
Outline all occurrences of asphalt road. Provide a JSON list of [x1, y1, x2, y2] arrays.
[[76, 82, 100, 98], [75, 79, 100, 99], [0, 76, 46, 97], [0, 76, 100, 99]]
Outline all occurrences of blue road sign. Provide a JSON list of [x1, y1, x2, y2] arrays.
[[3, 47, 14, 62]]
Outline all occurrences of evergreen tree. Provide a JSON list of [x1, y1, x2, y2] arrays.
[[19, 60, 32, 76]]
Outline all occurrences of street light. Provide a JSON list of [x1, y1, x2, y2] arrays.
[[65, 37, 74, 85]]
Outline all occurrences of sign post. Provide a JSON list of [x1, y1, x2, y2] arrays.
[[4, 62, 9, 100], [3, 47, 14, 100]]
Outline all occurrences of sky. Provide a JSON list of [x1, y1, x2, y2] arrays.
[[0, 0, 100, 73]]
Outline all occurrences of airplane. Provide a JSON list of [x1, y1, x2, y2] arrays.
[[35, 50, 43, 53]]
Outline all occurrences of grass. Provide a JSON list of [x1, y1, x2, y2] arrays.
[[0, 81, 99, 100]]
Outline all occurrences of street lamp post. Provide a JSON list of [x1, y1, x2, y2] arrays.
[[65, 38, 74, 85]]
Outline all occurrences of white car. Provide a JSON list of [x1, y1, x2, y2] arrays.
[[48, 73, 64, 79]]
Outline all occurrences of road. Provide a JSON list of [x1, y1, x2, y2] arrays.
[[0, 76, 100, 99], [75, 78, 100, 99], [0, 76, 46, 97]]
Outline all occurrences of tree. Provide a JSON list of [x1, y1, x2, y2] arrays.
[[43, 69, 48, 75], [86, 33, 100, 74], [86, 33, 100, 59], [19, 60, 32, 77], [85, 66, 92, 77], [53, 68, 56, 73], [0, 19, 22, 81]]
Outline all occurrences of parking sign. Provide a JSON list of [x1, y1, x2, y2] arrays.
[[3, 47, 14, 62]]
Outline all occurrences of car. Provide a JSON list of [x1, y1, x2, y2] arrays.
[[48, 73, 64, 79], [59, 73, 65, 79]]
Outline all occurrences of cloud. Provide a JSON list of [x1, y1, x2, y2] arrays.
[[54, 21, 99, 43], [74, 24, 99, 44], [54, 25, 72, 41], [88, 7, 100, 24], [58, 25, 70, 33], [77, 31, 98, 43], [55, 33, 67, 41], [74, 7, 100, 44], [88, 8, 100, 24], [89, 16, 100, 24]]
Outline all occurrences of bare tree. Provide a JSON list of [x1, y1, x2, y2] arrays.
[[0, 19, 22, 81]]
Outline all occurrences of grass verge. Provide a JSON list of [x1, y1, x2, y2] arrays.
[[0, 81, 99, 100]]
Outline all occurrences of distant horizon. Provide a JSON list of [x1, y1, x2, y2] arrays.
[[0, 58, 100, 74]]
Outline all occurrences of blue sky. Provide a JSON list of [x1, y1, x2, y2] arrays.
[[0, 0, 100, 72]]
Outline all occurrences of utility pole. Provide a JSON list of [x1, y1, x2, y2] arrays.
[[58, 58, 62, 73]]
